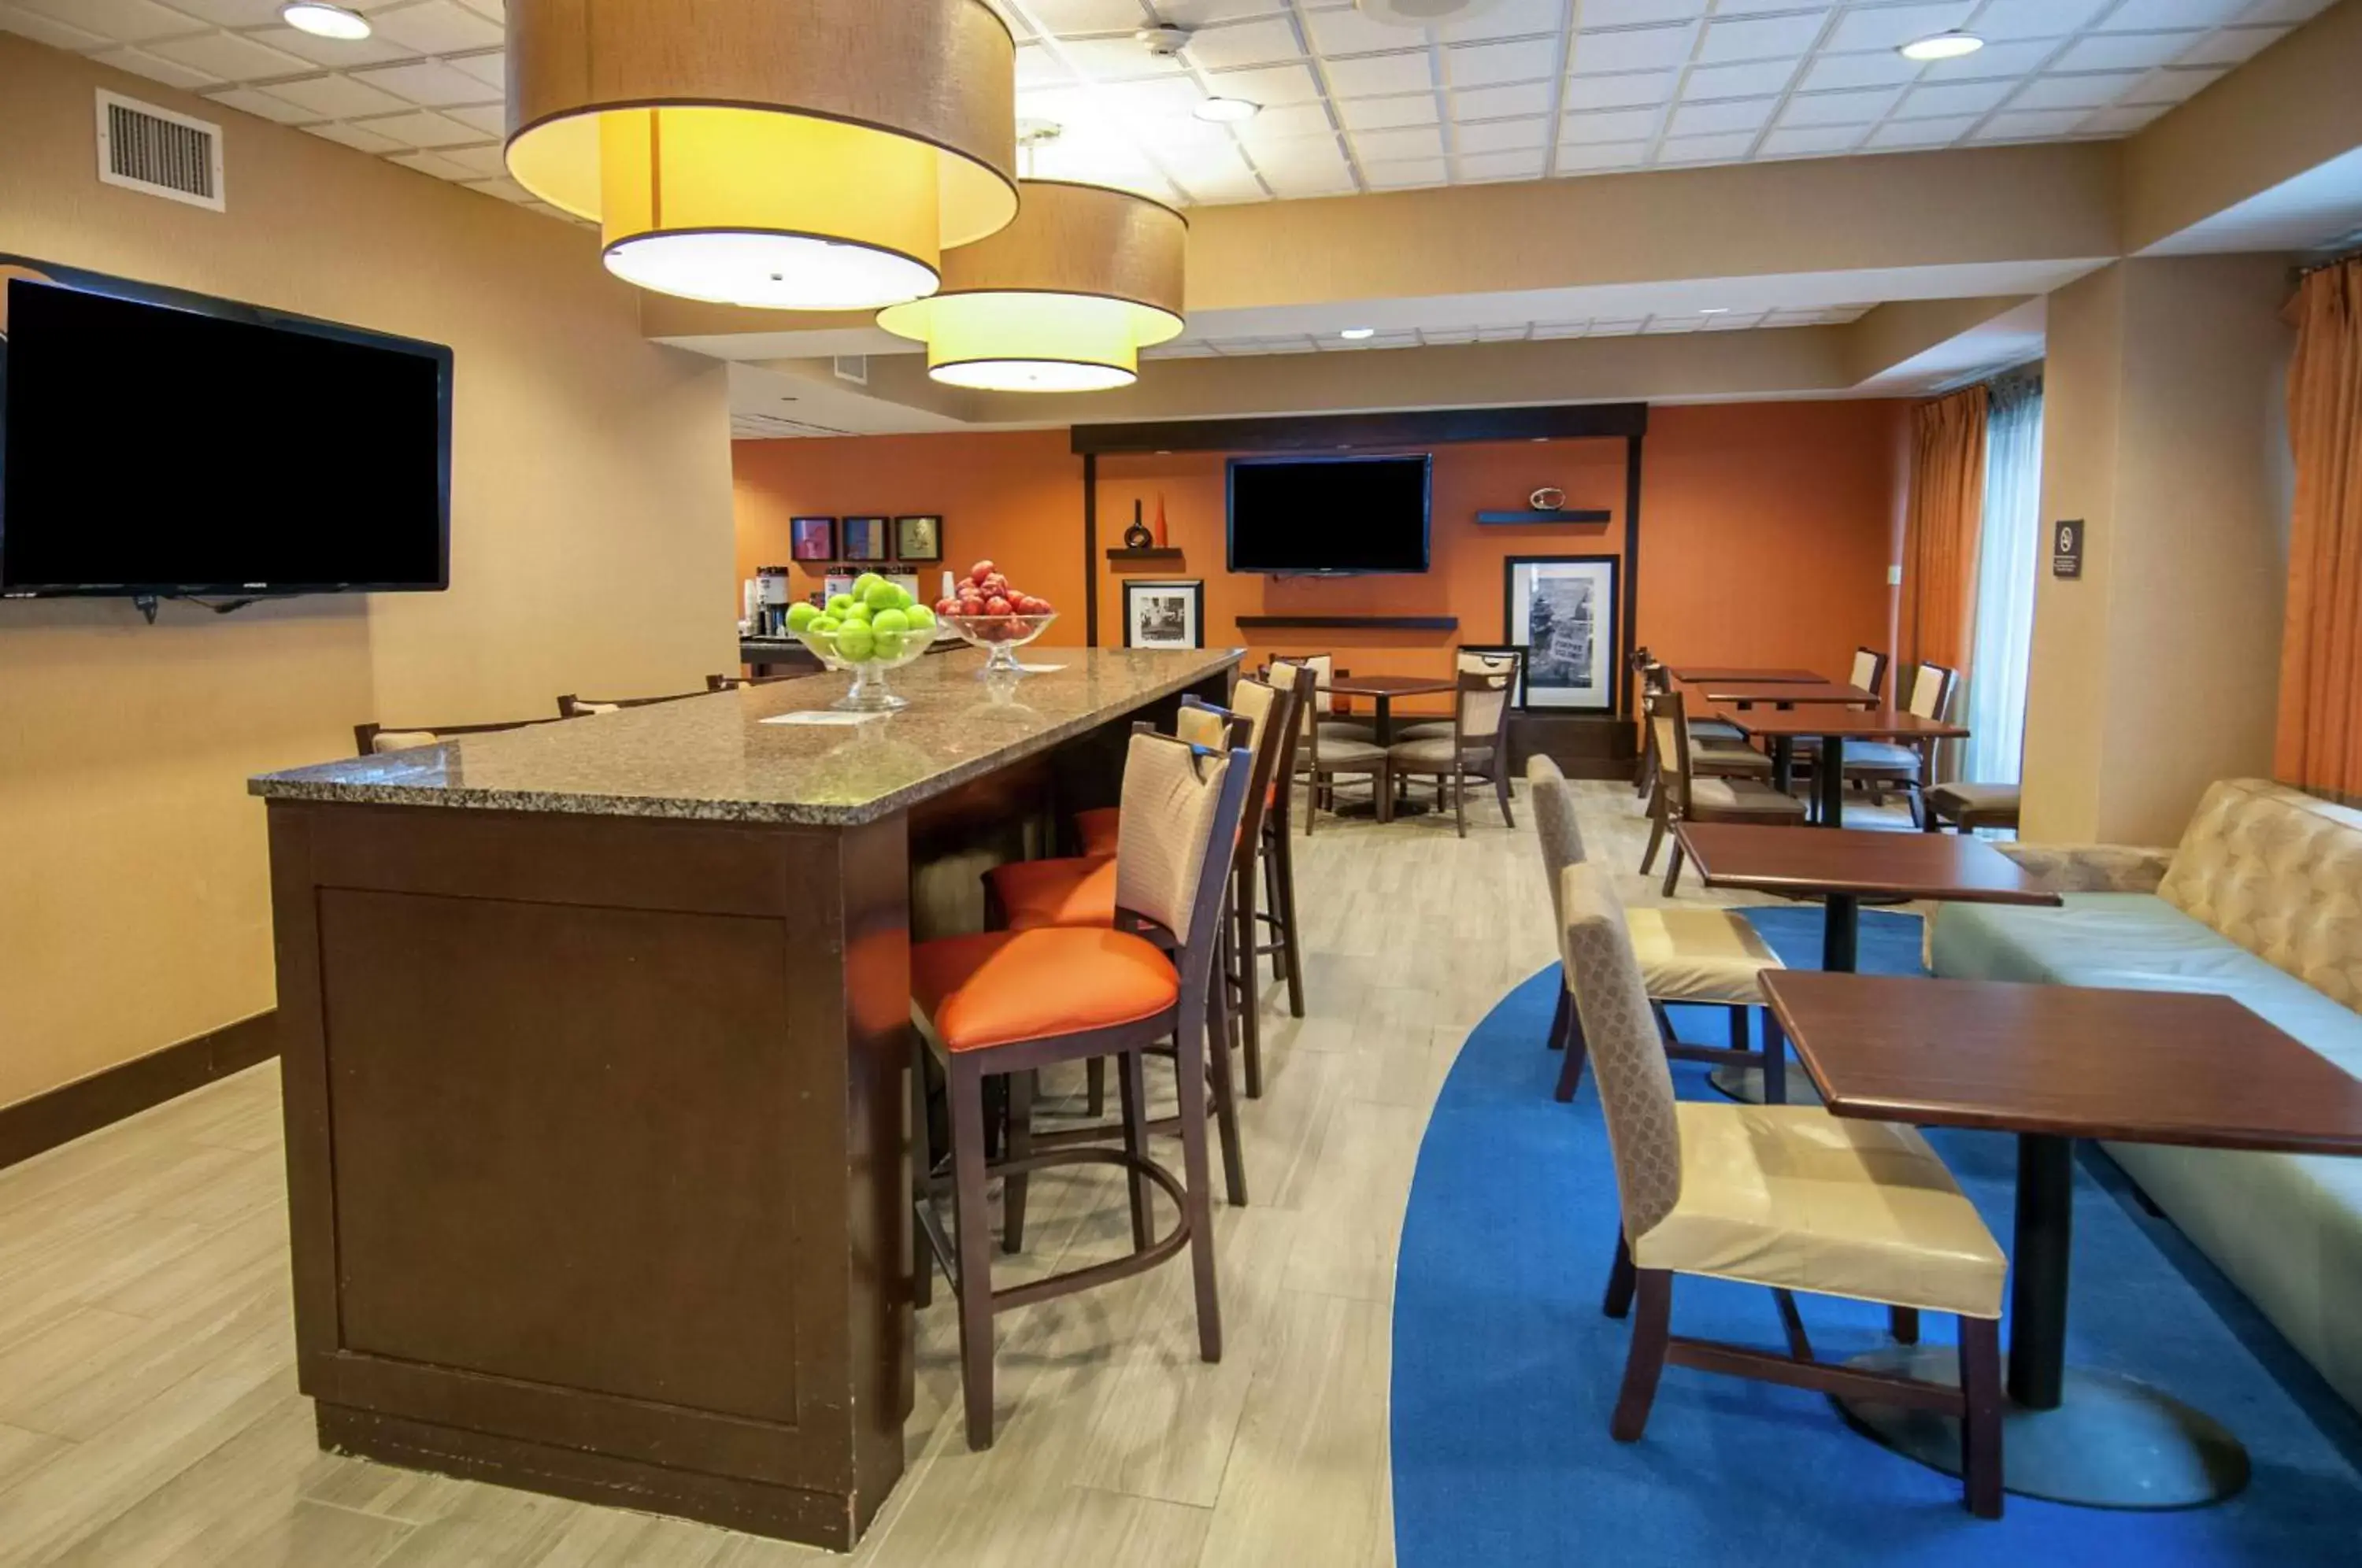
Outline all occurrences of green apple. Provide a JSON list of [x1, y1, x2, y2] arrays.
[[835, 622, 876, 662], [872, 608, 910, 636], [842, 601, 871, 623], [810, 615, 840, 635], [863, 580, 904, 613], [872, 628, 906, 660], [851, 572, 884, 599], [905, 605, 935, 631], [826, 593, 857, 616], [785, 601, 819, 631]]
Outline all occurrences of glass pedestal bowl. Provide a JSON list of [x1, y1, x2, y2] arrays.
[[942, 612, 1059, 675], [794, 624, 937, 711]]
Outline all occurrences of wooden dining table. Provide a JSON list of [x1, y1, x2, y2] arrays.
[[1664, 664, 1826, 685], [1710, 705, 1968, 826], [1693, 681, 1879, 708], [1325, 672, 1454, 746], [1764, 971, 2362, 1510]]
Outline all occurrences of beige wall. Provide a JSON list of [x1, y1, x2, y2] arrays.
[[0, 36, 737, 1110], [2020, 255, 2293, 846]]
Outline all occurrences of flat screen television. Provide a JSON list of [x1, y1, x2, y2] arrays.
[[0, 277, 453, 598], [1227, 454, 1431, 575]]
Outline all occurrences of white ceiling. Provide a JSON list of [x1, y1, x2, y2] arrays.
[[0, 0, 2334, 219]]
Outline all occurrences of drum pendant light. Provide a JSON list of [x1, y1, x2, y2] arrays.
[[503, 0, 1020, 311], [877, 179, 1187, 391]]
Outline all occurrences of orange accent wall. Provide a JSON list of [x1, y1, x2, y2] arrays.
[[731, 399, 1908, 711]]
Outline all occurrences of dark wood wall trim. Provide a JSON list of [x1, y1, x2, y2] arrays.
[[0, 1010, 279, 1171], [1623, 430, 1646, 723], [1081, 451, 1101, 648], [1071, 401, 1649, 455]]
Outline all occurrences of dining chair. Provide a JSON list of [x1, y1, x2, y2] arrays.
[[1558, 862, 2007, 1518], [353, 717, 550, 756], [1278, 655, 1388, 831], [706, 672, 800, 690], [1397, 646, 1523, 744], [911, 728, 1252, 1450], [1526, 756, 1789, 1105], [555, 688, 710, 718], [1384, 667, 1516, 837], [1639, 691, 1806, 895], [1850, 646, 1890, 700], [1923, 782, 2021, 834], [1842, 661, 1957, 827]]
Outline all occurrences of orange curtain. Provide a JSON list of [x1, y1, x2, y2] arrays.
[[1902, 384, 1990, 677], [2277, 257, 2362, 805]]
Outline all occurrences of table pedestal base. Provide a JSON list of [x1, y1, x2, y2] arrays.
[[1835, 1345, 2251, 1509], [1705, 1063, 1821, 1105]]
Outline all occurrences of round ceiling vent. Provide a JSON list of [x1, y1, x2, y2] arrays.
[[1353, 0, 1501, 26]]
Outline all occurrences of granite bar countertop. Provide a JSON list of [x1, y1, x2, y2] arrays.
[[250, 646, 1244, 827]]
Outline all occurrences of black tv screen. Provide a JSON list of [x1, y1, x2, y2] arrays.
[[1227, 455, 1431, 575], [1, 279, 452, 597]]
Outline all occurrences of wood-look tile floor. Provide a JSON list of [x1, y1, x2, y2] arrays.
[[0, 778, 1912, 1566]]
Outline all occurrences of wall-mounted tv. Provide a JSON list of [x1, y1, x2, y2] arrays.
[[0, 273, 453, 599], [1227, 453, 1431, 575]]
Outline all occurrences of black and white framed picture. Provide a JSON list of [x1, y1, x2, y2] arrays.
[[1504, 555, 1617, 712], [1122, 579, 1205, 650], [894, 514, 942, 563]]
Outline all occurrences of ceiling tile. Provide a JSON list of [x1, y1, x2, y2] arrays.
[[2096, 0, 2249, 28], [166, 0, 291, 23], [1322, 50, 1437, 97], [367, 0, 504, 54], [355, 60, 502, 107], [355, 108, 484, 147], [91, 47, 219, 91], [1185, 17, 1303, 70], [1915, 39, 2059, 80], [1156, 0, 1287, 24], [304, 118, 409, 153], [1554, 139, 1649, 172], [1967, 0, 2109, 39], [1781, 87, 1907, 129], [445, 102, 507, 135], [1557, 106, 1660, 143], [2119, 63, 2227, 103], [269, 72, 416, 116], [14, 0, 197, 43], [1797, 50, 1920, 92], [206, 84, 317, 123], [2052, 31, 2205, 72], [1458, 148, 1548, 181], [432, 141, 508, 177], [1453, 116, 1548, 152], [2238, 0, 2337, 20], [1826, 2, 1975, 53], [1352, 123, 1446, 160], [1894, 78, 2016, 116], [0, 6, 113, 50], [1205, 61, 1324, 102], [1301, 5, 1416, 57], [1586, 317, 1646, 335], [1362, 155, 1449, 187], [1579, 0, 1705, 24], [1562, 69, 1675, 109], [1445, 37, 1557, 87], [1529, 320, 1590, 339], [1680, 58, 1801, 98], [143, 30, 314, 80], [1975, 107, 2093, 140], [247, 24, 413, 67], [1019, 0, 1147, 31], [1435, 0, 1564, 42], [1863, 113, 1979, 147], [1666, 95, 1774, 136], [1057, 35, 1190, 79], [1453, 80, 1553, 117], [390, 150, 480, 182], [2174, 25, 2289, 65], [448, 50, 504, 88], [1015, 43, 1072, 87], [1695, 12, 1823, 63], [1338, 93, 1438, 129], [2004, 71, 2142, 110], [1568, 23, 1695, 75], [1233, 101, 1335, 140], [1262, 161, 1358, 196], [1658, 130, 1757, 163], [1758, 124, 1866, 158]]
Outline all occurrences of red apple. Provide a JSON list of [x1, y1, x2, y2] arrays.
[[935, 596, 961, 616], [969, 560, 995, 586], [985, 595, 1013, 616]]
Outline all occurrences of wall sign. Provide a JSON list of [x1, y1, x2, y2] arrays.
[[2052, 519, 2084, 579]]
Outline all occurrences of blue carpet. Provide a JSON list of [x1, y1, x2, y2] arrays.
[[1392, 907, 2362, 1566]]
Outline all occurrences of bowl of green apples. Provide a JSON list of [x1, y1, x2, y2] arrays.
[[787, 573, 939, 712]]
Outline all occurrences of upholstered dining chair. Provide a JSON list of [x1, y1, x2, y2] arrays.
[[1842, 661, 1957, 827], [1386, 667, 1516, 837], [1526, 756, 1789, 1105], [1640, 691, 1807, 894], [911, 728, 1253, 1450], [555, 688, 709, 718], [1850, 645, 1891, 701], [706, 672, 799, 690], [1279, 655, 1388, 831], [1396, 646, 1524, 745], [1557, 861, 2008, 1518], [353, 718, 550, 756]]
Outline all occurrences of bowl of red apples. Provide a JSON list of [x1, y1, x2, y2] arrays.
[[938, 560, 1058, 676]]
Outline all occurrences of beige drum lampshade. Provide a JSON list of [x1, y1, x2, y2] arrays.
[[877, 180, 1187, 392], [503, 0, 1019, 311]]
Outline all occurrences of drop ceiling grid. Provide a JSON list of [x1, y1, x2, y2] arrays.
[[0, 0, 2331, 216], [1142, 300, 1875, 356]]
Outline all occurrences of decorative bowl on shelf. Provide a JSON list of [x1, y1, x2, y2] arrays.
[[942, 612, 1058, 676], [794, 623, 936, 711]]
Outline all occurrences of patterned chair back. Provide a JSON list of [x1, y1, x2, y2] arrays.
[[1114, 730, 1239, 947], [1525, 755, 1589, 925], [1559, 864, 1684, 1241]]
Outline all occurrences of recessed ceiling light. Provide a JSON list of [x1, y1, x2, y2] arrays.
[[1697, 307, 1730, 315], [1340, 326, 1376, 340], [1898, 30, 1983, 62], [1194, 96, 1261, 124], [280, 2, 372, 39]]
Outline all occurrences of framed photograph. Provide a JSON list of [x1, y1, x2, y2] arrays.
[[790, 516, 835, 562], [1503, 556, 1617, 712], [840, 516, 890, 562], [1123, 579, 1205, 651], [894, 514, 942, 563]]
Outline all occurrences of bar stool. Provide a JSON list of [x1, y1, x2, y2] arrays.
[[910, 729, 1252, 1449]]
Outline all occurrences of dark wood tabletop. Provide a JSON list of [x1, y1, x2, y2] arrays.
[[1675, 823, 2063, 904], [1327, 673, 1456, 697], [1665, 665, 1826, 685], [1762, 972, 2362, 1155], [1694, 681, 1879, 705], [1713, 704, 1969, 741]]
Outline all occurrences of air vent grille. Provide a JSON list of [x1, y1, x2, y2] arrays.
[[96, 91, 224, 212], [832, 354, 869, 386]]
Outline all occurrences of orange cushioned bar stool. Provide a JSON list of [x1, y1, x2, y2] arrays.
[[910, 728, 1253, 1449]]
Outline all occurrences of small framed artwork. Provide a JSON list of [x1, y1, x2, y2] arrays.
[[840, 515, 890, 562], [894, 514, 942, 563], [1503, 555, 1618, 712], [1123, 579, 1205, 651], [790, 516, 836, 562]]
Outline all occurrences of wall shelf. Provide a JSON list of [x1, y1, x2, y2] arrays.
[[1235, 614, 1459, 631], [1105, 547, 1183, 562], [1475, 508, 1612, 526]]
